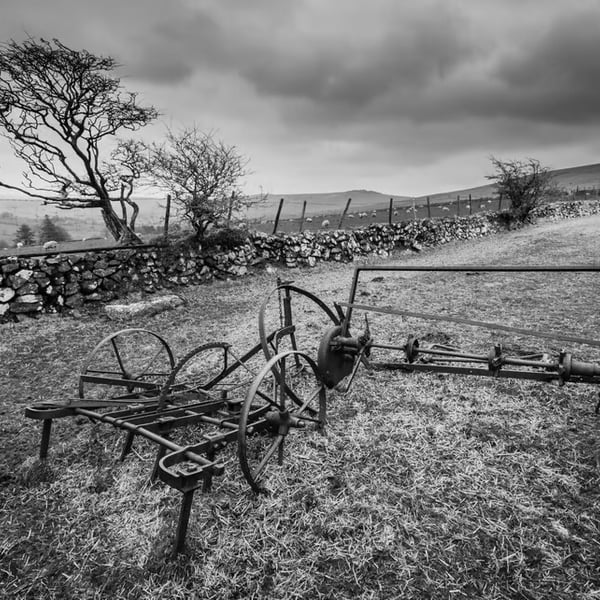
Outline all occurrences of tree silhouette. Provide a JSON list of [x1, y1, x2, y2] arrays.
[[14, 223, 35, 246], [38, 215, 71, 243], [0, 37, 158, 243]]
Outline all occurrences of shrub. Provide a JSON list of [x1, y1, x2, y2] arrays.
[[487, 157, 555, 224]]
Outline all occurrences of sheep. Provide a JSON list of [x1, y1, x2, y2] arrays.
[[16, 242, 23, 248], [305, 217, 313, 223], [348, 214, 354, 219], [321, 219, 330, 228], [442, 206, 450, 212], [43, 240, 58, 250], [371, 211, 377, 217]]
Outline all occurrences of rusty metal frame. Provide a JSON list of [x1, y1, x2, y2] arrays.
[[331, 264, 600, 386]]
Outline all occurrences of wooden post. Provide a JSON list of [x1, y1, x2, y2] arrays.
[[226, 192, 235, 228], [469, 193, 472, 215], [456, 195, 460, 217], [299, 200, 307, 232], [163, 194, 171, 240], [272, 198, 284, 235], [338, 198, 352, 229], [426, 196, 431, 219], [388, 198, 393, 225]]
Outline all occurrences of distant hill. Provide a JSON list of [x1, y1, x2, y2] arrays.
[[247, 189, 413, 221], [1, 162, 599, 241], [413, 162, 600, 204]]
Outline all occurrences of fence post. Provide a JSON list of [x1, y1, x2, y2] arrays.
[[427, 196, 431, 219], [498, 193, 503, 211], [469, 193, 472, 215], [338, 198, 352, 229], [299, 200, 307, 233], [456, 195, 460, 217], [272, 198, 284, 235], [388, 198, 393, 225], [163, 194, 171, 240]]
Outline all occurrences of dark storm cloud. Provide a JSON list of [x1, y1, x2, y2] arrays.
[[492, 10, 600, 123], [2, 0, 600, 194], [238, 6, 475, 108]]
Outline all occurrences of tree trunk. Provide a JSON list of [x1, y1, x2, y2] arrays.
[[100, 200, 142, 244]]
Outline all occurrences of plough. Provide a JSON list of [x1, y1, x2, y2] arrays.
[[25, 265, 600, 553]]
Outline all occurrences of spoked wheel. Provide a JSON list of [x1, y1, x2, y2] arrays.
[[78, 328, 175, 401], [258, 283, 340, 374], [238, 350, 327, 494], [157, 342, 261, 410]]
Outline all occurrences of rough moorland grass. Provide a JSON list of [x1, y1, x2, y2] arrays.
[[1, 216, 600, 599]]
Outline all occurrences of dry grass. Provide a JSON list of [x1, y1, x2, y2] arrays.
[[1, 216, 600, 599]]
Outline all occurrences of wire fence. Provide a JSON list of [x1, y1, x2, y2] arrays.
[[257, 194, 506, 235]]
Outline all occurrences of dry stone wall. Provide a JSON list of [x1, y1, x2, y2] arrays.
[[1, 201, 598, 322]]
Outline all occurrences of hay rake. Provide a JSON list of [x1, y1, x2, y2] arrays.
[[24, 266, 600, 553]]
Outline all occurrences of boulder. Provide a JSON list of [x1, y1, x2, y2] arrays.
[[105, 294, 185, 320]]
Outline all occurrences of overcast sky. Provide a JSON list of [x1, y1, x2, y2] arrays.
[[1, 0, 600, 197]]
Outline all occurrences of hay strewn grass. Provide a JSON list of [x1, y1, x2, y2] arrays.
[[1, 216, 600, 599]]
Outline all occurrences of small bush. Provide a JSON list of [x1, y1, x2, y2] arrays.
[[202, 227, 249, 251], [487, 157, 555, 224]]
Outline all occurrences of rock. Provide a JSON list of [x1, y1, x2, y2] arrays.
[[15, 269, 34, 281], [16, 282, 39, 295], [105, 295, 185, 320], [64, 293, 84, 308], [0, 287, 16, 303]]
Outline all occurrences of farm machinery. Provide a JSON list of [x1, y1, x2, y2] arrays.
[[25, 265, 600, 553]]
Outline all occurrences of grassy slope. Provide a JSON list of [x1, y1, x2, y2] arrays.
[[1, 216, 600, 599]]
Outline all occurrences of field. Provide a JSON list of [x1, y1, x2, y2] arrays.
[[1, 215, 600, 599]]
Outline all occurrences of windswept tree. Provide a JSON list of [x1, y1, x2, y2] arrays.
[[486, 157, 555, 223], [149, 126, 251, 238], [0, 37, 158, 243]]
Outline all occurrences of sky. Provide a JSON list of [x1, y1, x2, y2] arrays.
[[1, 0, 600, 197]]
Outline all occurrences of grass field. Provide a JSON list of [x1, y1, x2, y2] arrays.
[[1, 215, 600, 599]]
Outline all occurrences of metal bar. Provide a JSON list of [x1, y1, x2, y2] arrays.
[[39, 419, 52, 460], [372, 362, 560, 382], [338, 302, 600, 348], [345, 264, 600, 334], [352, 264, 600, 274], [174, 490, 194, 554], [78, 374, 162, 390], [372, 360, 598, 384]]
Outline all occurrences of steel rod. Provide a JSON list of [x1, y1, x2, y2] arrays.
[[345, 264, 600, 334], [339, 302, 600, 348]]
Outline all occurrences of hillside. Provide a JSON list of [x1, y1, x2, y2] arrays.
[[249, 189, 413, 221], [414, 162, 600, 204], [1, 161, 599, 244]]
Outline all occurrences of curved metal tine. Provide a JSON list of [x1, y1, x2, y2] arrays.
[[111, 337, 127, 375], [253, 434, 285, 480]]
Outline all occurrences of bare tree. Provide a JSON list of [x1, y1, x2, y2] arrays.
[[149, 126, 253, 238], [486, 157, 555, 223], [0, 37, 158, 242]]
